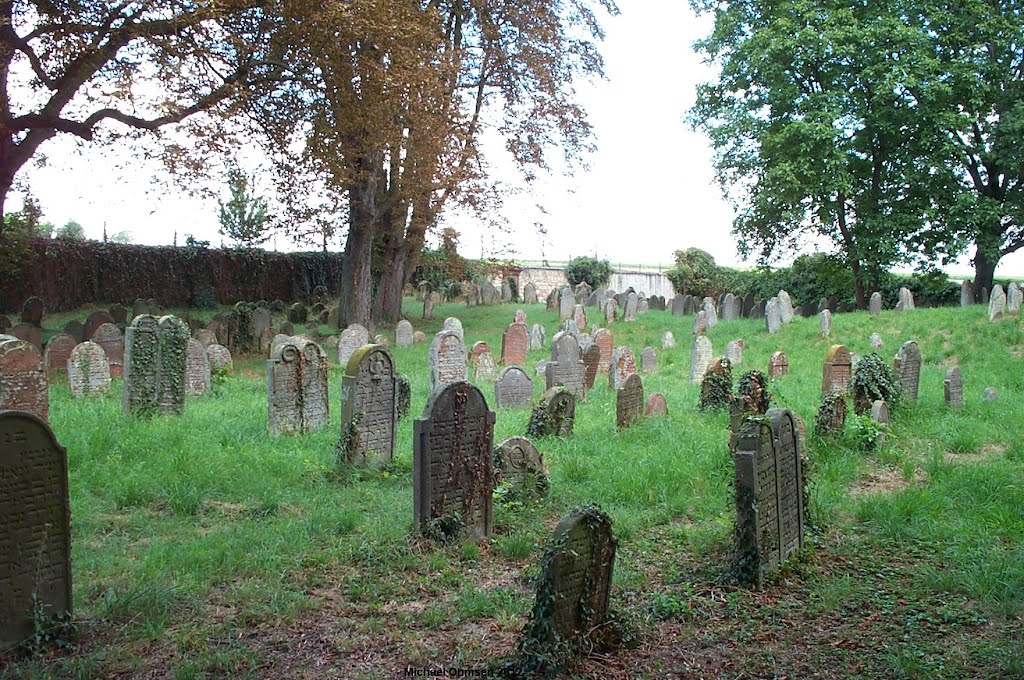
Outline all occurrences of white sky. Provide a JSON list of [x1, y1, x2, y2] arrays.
[[16, 0, 1024, 277]]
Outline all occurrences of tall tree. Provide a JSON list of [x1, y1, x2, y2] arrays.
[[218, 166, 272, 248]]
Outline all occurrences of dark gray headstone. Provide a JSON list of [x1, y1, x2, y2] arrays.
[[495, 366, 533, 409], [341, 344, 398, 464], [615, 373, 644, 429], [893, 340, 922, 400], [546, 332, 585, 399], [493, 437, 548, 497], [944, 366, 963, 410]]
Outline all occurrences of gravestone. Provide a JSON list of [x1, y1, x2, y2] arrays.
[[395, 320, 414, 347], [481, 280, 499, 305], [206, 344, 233, 373], [693, 310, 708, 335], [893, 340, 922, 400], [417, 282, 430, 301], [637, 299, 649, 314], [340, 344, 398, 464], [577, 333, 593, 353], [547, 288, 559, 312], [338, 324, 370, 367], [521, 506, 616, 656], [0, 411, 72, 651], [493, 437, 548, 497], [535, 360, 549, 376], [703, 298, 718, 326], [593, 329, 613, 372], [944, 366, 964, 410], [20, 296, 44, 327], [689, 335, 713, 384], [768, 351, 788, 378], [327, 305, 341, 329], [108, 304, 128, 325], [0, 336, 48, 422], [898, 287, 915, 310], [1007, 282, 1022, 315], [474, 351, 498, 382], [185, 338, 211, 396], [122, 315, 189, 416], [752, 299, 766, 319], [207, 320, 228, 345], [514, 309, 527, 325], [868, 292, 882, 316], [777, 290, 794, 323], [259, 328, 276, 356], [983, 386, 999, 401], [683, 295, 695, 315], [960, 280, 974, 307], [581, 344, 600, 390], [742, 292, 755, 317], [721, 293, 736, 321], [61, 320, 84, 344], [724, 339, 743, 366], [608, 346, 637, 390], [288, 302, 308, 324], [502, 279, 513, 302], [870, 399, 891, 445], [623, 293, 638, 322], [821, 344, 852, 395], [546, 332, 585, 398], [442, 317, 464, 340], [529, 324, 546, 351], [413, 331, 427, 344], [10, 323, 41, 352], [988, 284, 1006, 321], [615, 374, 644, 429], [494, 366, 534, 409], [573, 304, 587, 330], [559, 287, 575, 321], [645, 393, 668, 416], [43, 334, 76, 372], [981, 287, 989, 304], [733, 408, 805, 586], [423, 296, 435, 320], [429, 330, 468, 391], [661, 331, 675, 349], [68, 341, 110, 397], [869, 332, 883, 349], [819, 309, 832, 337], [603, 298, 617, 324], [640, 347, 658, 374], [469, 340, 492, 366], [522, 282, 538, 304], [765, 298, 782, 334], [413, 381, 495, 541], [266, 336, 330, 434], [195, 328, 217, 347], [527, 387, 576, 438], [815, 393, 847, 435], [671, 294, 686, 316], [501, 322, 529, 366]]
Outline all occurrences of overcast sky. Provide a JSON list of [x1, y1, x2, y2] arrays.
[[18, 0, 1024, 277]]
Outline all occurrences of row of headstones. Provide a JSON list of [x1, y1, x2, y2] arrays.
[[987, 283, 1023, 321]]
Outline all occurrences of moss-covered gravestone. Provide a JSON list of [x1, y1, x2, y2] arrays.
[[340, 344, 398, 464], [122, 315, 189, 416], [0, 411, 71, 651], [267, 337, 329, 435], [493, 436, 548, 497], [413, 381, 495, 541], [893, 340, 922, 400], [527, 387, 576, 438], [68, 341, 110, 397], [733, 409, 806, 587]]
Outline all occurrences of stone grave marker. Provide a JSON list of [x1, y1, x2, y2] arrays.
[[722, 293, 737, 321], [514, 309, 527, 325], [423, 296, 435, 320], [523, 282, 538, 304], [573, 304, 587, 330], [638, 298, 649, 314], [742, 292, 755, 317], [107, 303, 128, 325], [442, 317, 464, 340], [989, 284, 1006, 321], [429, 330, 468, 391], [870, 399, 891, 445], [868, 291, 882, 315], [960, 280, 974, 307], [768, 351, 788, 378], [819, 309, 832, 337], [661, 331, 675, 349], [640, 347, 658, 374], [777, 290, 794, 323], [733, 408, 805, 586], [623, 293, 638, 322], [765, 298, 782, 334], [616, 373, 644, 429], [501, 322, 529, 366], [546, 288, 559, 311], [338, 324, 369, 367], [185, 338, 211, 396], [593, 328, 613, 372], [122, 315, 189, 416], [1008, 282, 1022, 315], [0, 411, 72, 651], [206, 344, 233, 373], [340, 344, 398, 464], [469, 340, 491, 366], [821, 344, 852, 395], [898, 287, 915, 310], [481, 280, 500, 305], [693, 310, 708, 335], [671, 294, 686, 316], [91, 323, 125, 378], [208, 320, 229, 345], [493, 437, 548, 497], [869, 332, 883, 349], [983, 386, 998, 400], [725, 339, 743, 366], [603, 298, 617, 324], [559, 287, 575, 320], [815, 393, 847, 435], [645, 393, 668, 416], [893, 340, 922, 400], [703, 297, 718, 327], [581, 344, 600, 390], [495, 366, 533, 409], [474, 351, 499, 382], [529, 323, 546, 351], [413, 330, 427, 343], [61, 320, 84, 344], [414, 381, 495, 541], [527, 386, 576, 438], [195, 328, 217, 347], [266, 336, 330, 434], [259, 328, 276, 356], [944, 366, 963, 410], [0, 335, 48, 422], [20, 296, 44, 327], [395, 320, 414, 347], [689, 335, 713, 384], [10, 323, 41, 352], [43, 334, 76, 372], [68, 341, 110, 397], [546, 332, 585, 398], [608, 346, 637, 390]]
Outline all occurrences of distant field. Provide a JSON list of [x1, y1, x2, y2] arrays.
[[4, 301, 1023, 679]]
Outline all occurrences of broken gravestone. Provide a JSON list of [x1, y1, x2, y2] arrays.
[[527, 386, 576, 438]]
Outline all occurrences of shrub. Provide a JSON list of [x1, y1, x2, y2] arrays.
[[851, 353, 902, 414], [564, 256, 612, 288]]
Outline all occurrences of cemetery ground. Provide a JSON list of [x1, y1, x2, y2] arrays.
[[4, 301, 1024, 679]]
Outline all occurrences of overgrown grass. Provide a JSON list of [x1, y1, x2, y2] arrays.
[[4, 300, 1023, 677]]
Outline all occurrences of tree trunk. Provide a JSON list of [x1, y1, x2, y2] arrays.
[[973, 245, 997, 302], [373, 242, 410, 323], [850, 257, 866, 309], [339, 182, 376, 327]]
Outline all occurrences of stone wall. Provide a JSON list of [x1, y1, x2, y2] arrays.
[[515, 267, 675, 300]]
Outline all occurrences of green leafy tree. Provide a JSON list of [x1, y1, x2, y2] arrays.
[[564, 256, 613, 288], [110, 230, 132, 244], [666, 248, 724, 297], [218, 168, 272, 248], [54, 219, 84, 240]]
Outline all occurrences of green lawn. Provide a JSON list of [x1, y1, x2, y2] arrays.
[[4, 300, 1023, 679]]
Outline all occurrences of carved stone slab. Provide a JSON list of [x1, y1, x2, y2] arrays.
[[615, 374, 644, 429], [266, 337, 329, 434], [944, 366, 963, 409], [341, 344, 398, 463], [893, 340, 922, 400], [494, 366, 533, 409], [429, 330, 468, 392], [501, 322, 529, 367], [690, 335, 713, 384], [821, 344, 852, 395], [493, 436, 547, 496], [0, 335, 48, 422], [68, 341, 110, 397]]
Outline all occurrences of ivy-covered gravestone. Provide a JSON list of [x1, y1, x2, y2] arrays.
[[527, 387, 576, 438], [266, 337, 329, 434], [733, 409, 806, 587], [340, 344, 398, 464], [493, 436, 548, 497], [68, 341, 110, 397]]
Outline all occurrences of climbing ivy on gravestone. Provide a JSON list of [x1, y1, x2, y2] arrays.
[[851, 353, 901, 415]]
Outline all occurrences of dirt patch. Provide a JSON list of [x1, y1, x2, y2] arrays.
[[940, 355, 959, 368], [945, 444, 1006, 465], [850, 466, 924, 497]]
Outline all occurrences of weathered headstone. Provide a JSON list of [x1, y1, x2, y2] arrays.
[[944, 366, 963, 410], [870, 399, 891, 445], [623, 293, 638, 322], [413, 330, 427, 343], [703, 297, 718, 327], [10, 323, 41, 352], [61, 320, 84, 344], [469, 340, 492, 366], [0, 335, 48, 423], [989, 284, 1007, 321], [593, 328, 613, 372], [821, 344, 852, 395], [573, 304, 588, 331], [768, 351, 788, 378], [395, 320, 414, 348], [43, 334, 76, 372], [442, 317, 464, 340], [122, 315, 189, 416], [603, 298, 617, 324], [893, 340, 922, 400], [640, 347, 658, 374], [68, 341, 110, 397], [559, 286, 575, 321], [725, 339, 743, 366], [689, 335, 713, 384], [494, 366, 534, 409], [815, 393, 847, 435], [1007, 282, 1022, 315], [616, 373, 644, 429], [20, 296, 44, 327], [960, 280, 974, 307], [528, 323, 546, 351], [185, 338, 211, 396], [338, 324, 369, 367], [720, 293, 735, 321], [501, 322, 529, 366], [475, 351, 499, 382], [819, 309, 832, 337], [195, 328, 217, 347], [493, 437, 548, 496], [527, 386, 576, 438], [868, 292, 882, 316], [266, 336, 329, 434], [522, 282, 538, 304], [340, 344, 398, 464], [645, 393, 668, 416], [581, 344, 600, 390], [733, 408, 805, 586], [206, 344, 233, 373], [546, 332, 585, 398], [0, 411, 71, 650], [608, 346, 637, 390], [671, 294, 686, 316], [869, 332, 883, 349], [91, 323, 125, 378], [661, 331, 675, 349], [429, 330, 468, 391], [423, 296, 435, 320], [413, 381, 495, 541], [776, 290, 794, 323], [898, 286, 915, 311], [693, 310, 708, 335], [765, 298, 782, 334]]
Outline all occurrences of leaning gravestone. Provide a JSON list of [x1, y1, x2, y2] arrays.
[[988, 284, 1006, 321], [413, 381, 495, 541], [493, 437, 548, 497], [91, 323, 125, 378], [267, 336, 329, 434], [519, 505, 616, 665], [395, 320, 414, 348], [944, 366, 964, 410], [608, 346, 637, 390], [68, 341, 110, 397], [527, 387, 576, 438], [661, 331, 675, 349], [123, 315, 189, 416], [821, 344, 853, 395], [640, 347, 658, 374], [768, 351, 788, 378], [0, 334, 49, 423], [0, 411, 72, 651], [581, 344, 600, 390], [338, 324, 369, 367], [546, 332, 585, 398], [185, 338, 211, 396], [429, 330, 468, 391], [469, 340, 491, 366], [893, 340, 922, 400], [733, 408, 806, 587], [495, 366, 534, 409], [616, 374, 645, 430], [501, 322, 529, 366], [868, 292, 882, 316], [340, 344, 398, 464], [529, 323, 546, 351], [43, 334, 76, 372], [689, 335, 713, 384], [765, 298, 782, 334]]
